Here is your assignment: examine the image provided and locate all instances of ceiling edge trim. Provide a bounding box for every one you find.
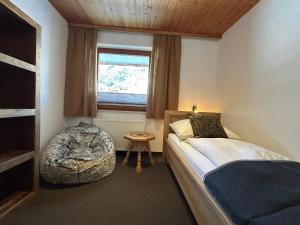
[69,23,222,39]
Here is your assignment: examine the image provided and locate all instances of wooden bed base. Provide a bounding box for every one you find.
[163,111,233,225]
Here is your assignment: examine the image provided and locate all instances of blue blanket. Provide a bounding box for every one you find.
[204,160,300,225]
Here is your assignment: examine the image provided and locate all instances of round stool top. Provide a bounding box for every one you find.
[124,131,155,142]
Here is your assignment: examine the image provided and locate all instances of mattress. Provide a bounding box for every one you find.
[167,133,216,180]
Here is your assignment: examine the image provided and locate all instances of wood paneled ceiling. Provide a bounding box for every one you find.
[49,0,259,39]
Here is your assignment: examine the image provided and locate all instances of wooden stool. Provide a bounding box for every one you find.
[122,132,155,174]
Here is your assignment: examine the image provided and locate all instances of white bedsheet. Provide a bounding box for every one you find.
[186,138,289,167]
[168,134,216,179]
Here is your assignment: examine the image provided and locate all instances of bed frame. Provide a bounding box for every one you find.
[163,110,233,225]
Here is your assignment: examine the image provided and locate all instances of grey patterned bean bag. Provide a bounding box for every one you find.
[40,122,115,184]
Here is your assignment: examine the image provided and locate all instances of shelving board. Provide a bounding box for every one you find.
[0,53,36,72]
[0,109,36,118]
[0,192,34,218]
[0,151,35,173]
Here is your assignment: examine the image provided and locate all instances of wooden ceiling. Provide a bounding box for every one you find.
[49,0,259,39]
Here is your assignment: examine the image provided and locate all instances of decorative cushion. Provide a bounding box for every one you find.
[189,113,228,138]
[169,119,194,139]
[40,122,115,184]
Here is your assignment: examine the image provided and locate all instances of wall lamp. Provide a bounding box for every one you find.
[192,105,198,113]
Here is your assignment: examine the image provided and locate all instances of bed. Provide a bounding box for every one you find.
[163,110,300,225]
[163,111,232,225]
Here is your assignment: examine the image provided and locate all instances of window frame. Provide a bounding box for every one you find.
[97,48,151,112]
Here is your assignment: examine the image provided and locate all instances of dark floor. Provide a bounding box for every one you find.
[1,153,197,225]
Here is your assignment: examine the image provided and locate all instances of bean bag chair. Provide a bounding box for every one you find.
[40,122,115,184]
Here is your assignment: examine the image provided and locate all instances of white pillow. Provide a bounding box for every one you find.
[223,127,241,140]
[169,119,241,140]
[169,119,194,140]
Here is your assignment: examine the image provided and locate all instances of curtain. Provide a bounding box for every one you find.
[146,35,181,119]
[64,26,97,117]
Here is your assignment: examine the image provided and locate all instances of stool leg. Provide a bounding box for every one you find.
[146,142,155,166]
[136,151,142,174]
[122,143,132,165]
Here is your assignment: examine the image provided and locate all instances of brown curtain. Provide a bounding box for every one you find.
[64,27,97,117]
[146,35,181,119]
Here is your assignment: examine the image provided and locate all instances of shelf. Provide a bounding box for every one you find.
[0,109,36,118]
[0,1,39,218]
[0,151,35,173]
[0,53,36,72]
[0,192,34,218]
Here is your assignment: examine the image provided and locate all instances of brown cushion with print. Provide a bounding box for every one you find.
[189,113,228,138]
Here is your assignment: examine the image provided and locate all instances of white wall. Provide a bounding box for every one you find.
[11,0,68,150]
[179,38,219,112]
[66,31,219,152]
[216,0,300,160]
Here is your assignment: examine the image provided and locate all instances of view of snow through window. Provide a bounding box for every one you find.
[98,52,150,105]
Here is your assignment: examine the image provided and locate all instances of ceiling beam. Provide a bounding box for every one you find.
[69,23,222,39]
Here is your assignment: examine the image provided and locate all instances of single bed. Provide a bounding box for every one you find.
[163,110,299,225]
[163,110,233,225]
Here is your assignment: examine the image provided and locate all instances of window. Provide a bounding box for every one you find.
[97,48,151,111]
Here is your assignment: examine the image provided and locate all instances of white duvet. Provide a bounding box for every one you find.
[186,138,289,167]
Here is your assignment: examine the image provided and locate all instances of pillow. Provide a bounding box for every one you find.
[169,119,194,139]
[189,112,228,138]
[223,127,241,140]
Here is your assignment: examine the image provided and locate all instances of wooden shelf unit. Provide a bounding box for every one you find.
[0,61,36,109]
[0,109,36,118]
[0,192,34,217]
[0,53,36,72]
[0,151,35,173]
[0,0,40,218]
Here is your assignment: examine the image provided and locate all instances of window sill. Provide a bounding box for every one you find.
[97,103,147,112]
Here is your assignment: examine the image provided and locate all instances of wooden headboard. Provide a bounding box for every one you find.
[163,110,191,155]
